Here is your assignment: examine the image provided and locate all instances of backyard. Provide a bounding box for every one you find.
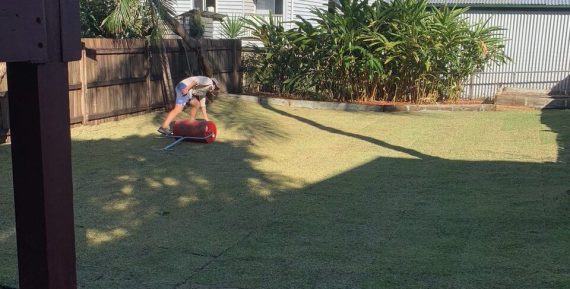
[1,97,569,289]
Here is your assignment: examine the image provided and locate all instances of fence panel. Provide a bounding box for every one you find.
[0,38,241,141]
[0,91,8,142]
[83,39,150,121]
[68,60,83,124]
[1,62,8,141]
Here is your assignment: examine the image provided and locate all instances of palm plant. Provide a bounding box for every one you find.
[220,16,246,39]
[103,0,212,76]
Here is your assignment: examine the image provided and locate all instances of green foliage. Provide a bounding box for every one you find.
[220,16,246,39]
[186,12,205,38]
[242,14,302,95]
[97,0,177,39]
[244,0,510,103]
[80,0,115,37]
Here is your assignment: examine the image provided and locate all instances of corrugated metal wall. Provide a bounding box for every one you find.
[462,10,570,98]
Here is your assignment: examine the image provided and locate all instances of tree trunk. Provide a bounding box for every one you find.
[163,17,213,77]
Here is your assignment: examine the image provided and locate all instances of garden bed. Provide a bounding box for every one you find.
[227,92,496,112]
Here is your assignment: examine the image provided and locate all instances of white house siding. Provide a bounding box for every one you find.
[244,0,255,14]
[291,0,328,27]
[461,10,570,98]
[202,17,215,38]
[175,0,193,15]
[285,0,293,29]
[217,1,247,16]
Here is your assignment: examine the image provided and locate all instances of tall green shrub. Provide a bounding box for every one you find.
[242,15,300,94]
[244,0,509,103]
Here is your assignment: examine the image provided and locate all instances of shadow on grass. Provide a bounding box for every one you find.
[261,104,440,161]
[541,110,570,164]
[0,107,569,289]
[150,97,287,144]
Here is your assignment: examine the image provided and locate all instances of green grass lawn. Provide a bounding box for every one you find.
[1,97,569,289]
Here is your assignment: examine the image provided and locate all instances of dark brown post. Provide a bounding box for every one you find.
[8,62,77,289]
[1,0,81,287]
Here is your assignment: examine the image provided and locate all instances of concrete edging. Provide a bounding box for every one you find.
[219,93,496,112]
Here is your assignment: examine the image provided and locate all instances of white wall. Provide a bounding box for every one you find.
[205,0,330,39]
[215,1,249,39]
[175,0,193,15]
[244,0,256,14]
[289,0,328,28]
[217,1,244,16]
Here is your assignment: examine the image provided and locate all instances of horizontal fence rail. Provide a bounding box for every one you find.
[0,38,242,142]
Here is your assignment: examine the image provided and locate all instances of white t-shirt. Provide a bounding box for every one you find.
[180,76,215,97]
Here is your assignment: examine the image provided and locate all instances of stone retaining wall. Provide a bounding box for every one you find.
[220,93,496,112]
[495,88,570,109]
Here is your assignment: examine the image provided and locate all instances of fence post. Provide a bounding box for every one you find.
[159,41,175,110]
[145,42,152,112]
[469,74,475,99]
[80,43,88,124]
[232,40,242,93]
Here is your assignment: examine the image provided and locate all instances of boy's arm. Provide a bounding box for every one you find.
[181,80,197,95]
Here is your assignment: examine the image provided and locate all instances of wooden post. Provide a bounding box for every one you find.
[160,41,174,110]
[145,42,152,111]
[1,0,80,287]
[7,62,77,289]
[80,43,88,124]
[232,40,242,93]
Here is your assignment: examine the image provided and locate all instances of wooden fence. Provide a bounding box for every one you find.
[0,62,7,143]
[0,38,242,142]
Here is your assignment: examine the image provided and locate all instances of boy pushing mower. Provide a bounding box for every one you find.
[158,76,219,136]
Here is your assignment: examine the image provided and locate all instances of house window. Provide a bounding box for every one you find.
[194,0,216,12]
[256,0,283,15]
[275,0,282,14]
[193,0,203,10]
[206,0,216,12]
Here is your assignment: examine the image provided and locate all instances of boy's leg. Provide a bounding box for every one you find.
[159,86,190,134]
[162,83,190,127]
[161,104,184,129]
[188,98,200,122]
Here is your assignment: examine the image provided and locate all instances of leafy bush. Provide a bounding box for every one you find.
[242,15,304,95]
[80,0,115,37]
[186,12,205,38]
[244,0,509,103]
